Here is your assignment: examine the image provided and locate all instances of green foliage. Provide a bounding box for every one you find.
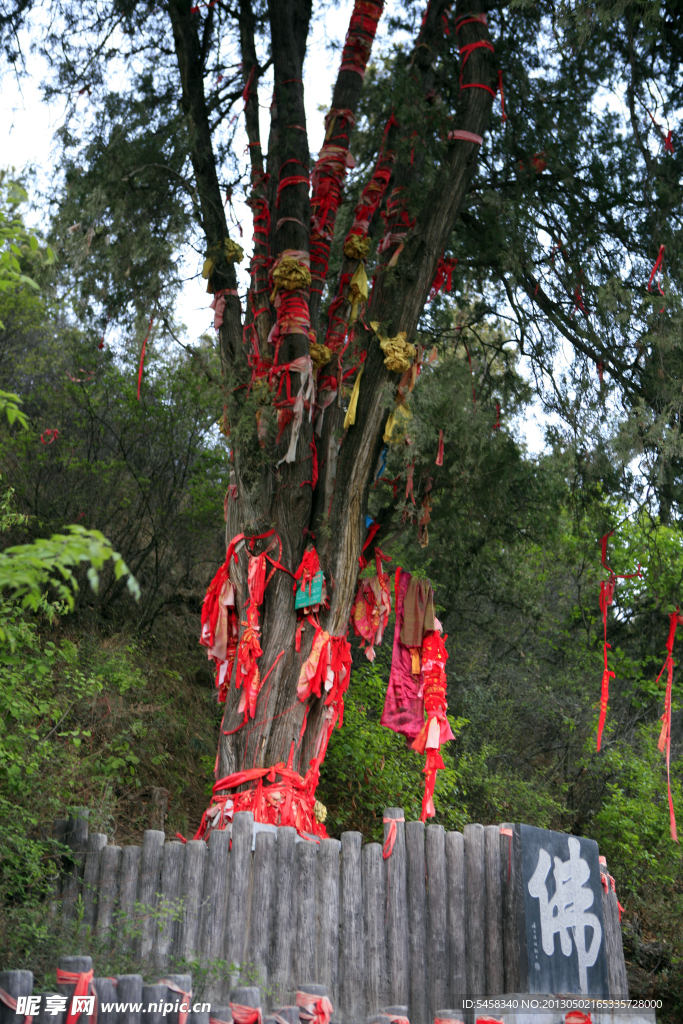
[0,177,55,325]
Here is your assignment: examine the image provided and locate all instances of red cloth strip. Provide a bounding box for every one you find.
[436,428,444,466]
[655,609,680,842]
[157,982,191,1024]
[0,988,34,1024]
[382,814,404,858]
[56,968,97,1024]
[448,129,483,144]
[229,1005,262,1024]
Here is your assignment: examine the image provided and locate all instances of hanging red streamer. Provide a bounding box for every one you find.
[428,256,458,301]
[655,609,682,842]
[597,532,642,751]
[435,429,444,466]
[648,244,665,307]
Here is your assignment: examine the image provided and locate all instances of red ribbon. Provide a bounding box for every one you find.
[648,244,665,303]
[436,429,444,465]
[229,1006,262,1024]
[137,316,154,401]
[41,428,59,445]
[564,1014,592,1024]
[382,814,404,858]
[359,521,382,569]
[0,988,34,1024]
[158,982,191,1024]
[655,609,681,842]
[296,993,333,1024]
[56,968,97,1024]
[597,532,642,751]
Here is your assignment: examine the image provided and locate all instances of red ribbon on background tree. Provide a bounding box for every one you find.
[597,532,642,751]
[654,609,682,842]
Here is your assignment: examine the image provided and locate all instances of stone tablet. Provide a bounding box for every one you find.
[519,824,609,996]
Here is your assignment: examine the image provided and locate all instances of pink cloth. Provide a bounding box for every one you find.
[381,568,424,742]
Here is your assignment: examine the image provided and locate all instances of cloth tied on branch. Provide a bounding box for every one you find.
[229,1006,261,1024]
[270,249,312,302]
[200,534,245,702]
[309,341,332,370]
[298,625,353,764]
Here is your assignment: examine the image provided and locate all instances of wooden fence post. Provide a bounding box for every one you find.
[82,833,108,931]
[57,956,94,1024]
[61,810,89,922]
[198,828,231,963]
[224,812,254,984]
[117,846,142,950]
[96,845,122,940]
[173,839,207,962]
[317,838,341,1012]
[464,823,485,999]
[92,979,117,1024]
[426,824,448,1017]
[383,808,409,1010]
[249,831,276,991]
[294,839,317,990]
[269,826,297,1006]
[445,831,466,1009]
[116,975,143,1024]
[362,842,384,1017]
[142,985,167,1024]
[135,830,165,963]
[340,831,364,1023]
[499,822,520,994]
[0,971,33,1024]
[155,841,185,969]
[484,824,504,996]
[49,819,69,917]
[404,821,428,1024]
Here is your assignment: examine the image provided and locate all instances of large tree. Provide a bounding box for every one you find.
[10,0,683,803]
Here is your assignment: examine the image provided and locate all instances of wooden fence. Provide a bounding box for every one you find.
[50,808,629,1022]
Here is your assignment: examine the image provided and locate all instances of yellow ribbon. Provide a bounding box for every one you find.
[271,256,312,301]
[344,366,364,429]
[348,262,369,323]
[383,401,413,443]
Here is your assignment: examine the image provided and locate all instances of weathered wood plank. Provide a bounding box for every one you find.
[96,845,121,940]
[198,829,231,960]
[445,831,466,1007]
[600,860,629,997]
[317,838,340,1011]
[249,830,276,989]
[499,822,519,994]
[464,823,486,997]
[0,971,33,1024]
[224,812,254,980]
[116,975,143,1024]
[383,808,409,1009]
[405,820,428,1024]
[162,974,193,1024]
[426,823,449,1017]
[269,826,297,1006]
[294,839,317,988]
[340,831,364,1023]
[82,833,108,931]
[484,824,504,996]
[142,984,168,1024]
[228,988,260,1012]
[92,979,117,1024]
[135,830,165,962]
[155,841,185,969]
[117,846,142,951]
[36,994,65,1024]
[50,818,69,914]
[362,841,385,1017]
[173,839,207,961]
[61,810,89,922]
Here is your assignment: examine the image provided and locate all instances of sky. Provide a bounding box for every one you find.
[0,1,549,450]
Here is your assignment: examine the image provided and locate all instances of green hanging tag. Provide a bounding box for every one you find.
[295,570,324,609]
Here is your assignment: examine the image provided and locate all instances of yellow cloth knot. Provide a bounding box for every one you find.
[343,234,370,260]
[348,263,369,323]
[309,341,332,370]
[383,400,413,443]
[202,239,244,291]
[314,799,327,823]
[270,254,312,301]
[371,320,416,373]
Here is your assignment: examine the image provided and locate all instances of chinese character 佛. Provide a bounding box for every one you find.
[527,836,602,993]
